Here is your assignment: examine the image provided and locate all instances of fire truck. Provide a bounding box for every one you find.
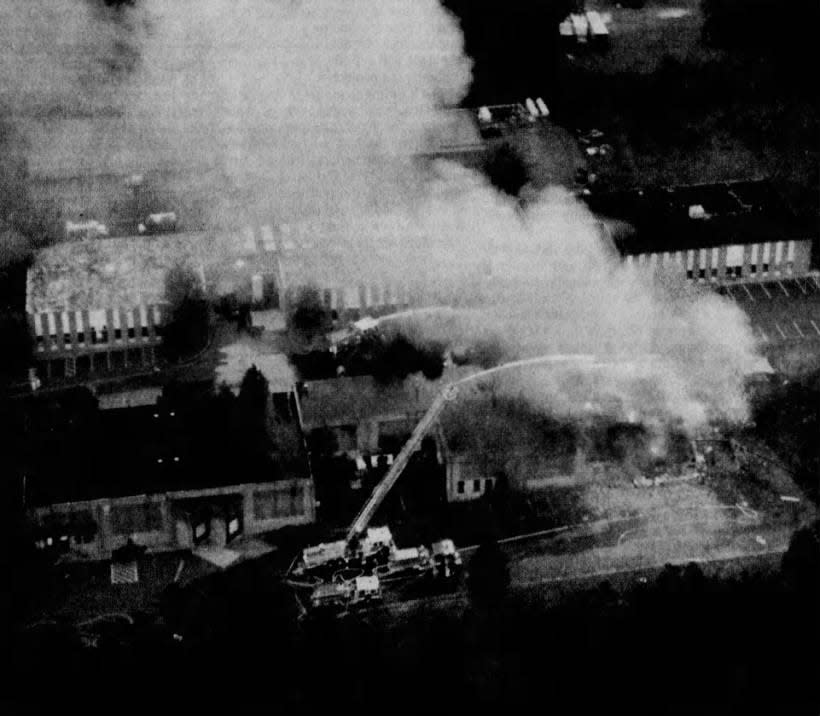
[291,384,463,606]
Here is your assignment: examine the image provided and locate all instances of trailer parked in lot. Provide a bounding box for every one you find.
[138,212,177,235]
[65,220,109,240]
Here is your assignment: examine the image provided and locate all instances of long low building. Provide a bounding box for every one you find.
[25,219,428,382]
[29,478,315,561]
[24,387,315,560]
[590,180,816,283]
[25,231,215,380]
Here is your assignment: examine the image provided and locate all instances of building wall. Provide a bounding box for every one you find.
[29,479,315,561]
[623,238,812,283]
[282,281,414,321]
[308,414,423,456]
[27,302,165,379]
[446,459,496,502]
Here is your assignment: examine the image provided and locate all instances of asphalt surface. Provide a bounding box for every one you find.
[385,542,787,621]
[715,275,820,345]
[293,505,796,622]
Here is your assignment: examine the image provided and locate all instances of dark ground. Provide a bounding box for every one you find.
[4,521,819,715]
[3,3,820,714]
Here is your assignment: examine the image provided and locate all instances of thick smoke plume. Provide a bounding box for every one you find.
[0,0,761,430]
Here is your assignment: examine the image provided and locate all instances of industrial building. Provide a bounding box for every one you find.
[298,370,490,503]
[591,181,816,283]
[29,478,315,561]
[24,386,315,561]
[559,10,610,48]
[24,231,214,380]
[298,374,444,456]
[24,206,438,383]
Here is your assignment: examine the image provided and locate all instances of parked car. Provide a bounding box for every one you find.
[431,539,463,580]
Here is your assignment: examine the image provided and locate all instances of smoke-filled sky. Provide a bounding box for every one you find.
[0,0,761,429]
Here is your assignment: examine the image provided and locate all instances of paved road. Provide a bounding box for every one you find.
[386,544,787,619]
[715,275,820,346]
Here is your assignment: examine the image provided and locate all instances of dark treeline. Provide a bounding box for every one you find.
[443,0,575,105]
[6,520,819,715]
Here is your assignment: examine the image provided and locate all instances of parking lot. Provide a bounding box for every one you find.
[715,275,820,345]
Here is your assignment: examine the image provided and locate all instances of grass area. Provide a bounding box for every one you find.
[584,1,712,75]
[554,1,819,193]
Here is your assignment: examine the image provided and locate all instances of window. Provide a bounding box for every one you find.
[485,479,494,492]
[101,327,109,343]
[64,333,72,346]
[734,266,742,278]
[114,328,122,341]
[711,268,718,279]
[698,268,705,280]
[154,324,163,337]
[457,481,465,495]
[194,521,209,542]
[36,335,44,349]
[686,269,693,280]
[90,328,97,345]
[725,266,734,278]
[750,264,757,275]
[141,326,149,338]
[763,263,769,273]
[127,327,136,340]
[473,479,481,493]
[76,331,85,344]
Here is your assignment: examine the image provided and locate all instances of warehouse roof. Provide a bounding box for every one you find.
[23,397,308,507]
[299,368,475,428]
[25,232,217,314]
[587,180,816,254]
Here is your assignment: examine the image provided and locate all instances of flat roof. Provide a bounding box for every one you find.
[26,232,214,314]
[422,109,484,154]
[17,384,309,507]
[586,181,815,254]
[299,368,475,428]
[608,213,814,255]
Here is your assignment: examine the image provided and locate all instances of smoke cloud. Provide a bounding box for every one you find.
[0,0,762,430]
[119,0,471,221]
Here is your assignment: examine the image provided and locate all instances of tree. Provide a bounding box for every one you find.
[781,520,820,598]
[483,142,529,198]
[702,0,818,75]
[467,538,510,610]
[161,263,210,361]
[238,364,272,454]
[0,310,32,380]
[288,285,330,339]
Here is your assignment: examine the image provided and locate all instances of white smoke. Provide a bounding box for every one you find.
[0,0,762,430]
[123,0,473,221]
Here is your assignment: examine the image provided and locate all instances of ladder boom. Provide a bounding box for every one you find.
[346,386,455,541]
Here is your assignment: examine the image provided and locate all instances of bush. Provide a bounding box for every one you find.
[0,310,32,379]
[468,538,510,609]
